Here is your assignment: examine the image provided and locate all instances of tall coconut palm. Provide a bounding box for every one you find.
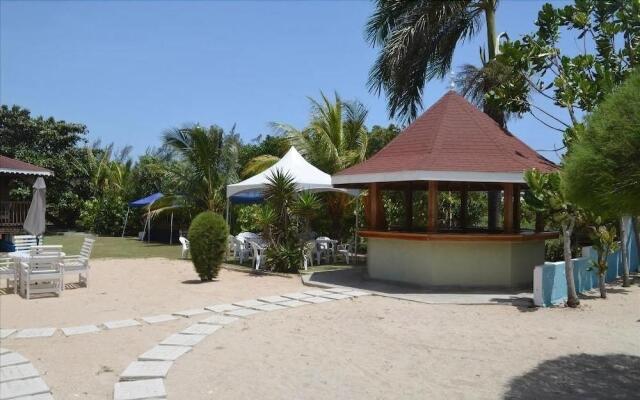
[367,0,500,123]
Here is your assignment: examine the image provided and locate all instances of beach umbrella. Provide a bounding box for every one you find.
[23,177,47,243]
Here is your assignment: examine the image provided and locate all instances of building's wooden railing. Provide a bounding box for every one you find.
[0,201,30,226]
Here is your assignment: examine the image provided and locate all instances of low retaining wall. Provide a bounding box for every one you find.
[534,219,639,306]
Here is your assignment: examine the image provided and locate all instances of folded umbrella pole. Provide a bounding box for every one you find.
[23,177,47,243]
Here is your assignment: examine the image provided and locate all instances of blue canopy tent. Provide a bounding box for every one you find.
[122,193,173,243]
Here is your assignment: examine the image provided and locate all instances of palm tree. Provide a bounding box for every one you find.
[156,124,239,216]
[367,0,500,123]
[272,92,368,238]
[273,92,368,175]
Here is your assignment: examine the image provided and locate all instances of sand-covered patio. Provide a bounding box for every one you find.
[1,258,638,399]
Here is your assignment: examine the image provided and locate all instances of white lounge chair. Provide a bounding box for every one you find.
[19,253,63,299]
[63,238,94,288]
[0,257,15,290]
[13,235,41,252]
[179,237,190,259]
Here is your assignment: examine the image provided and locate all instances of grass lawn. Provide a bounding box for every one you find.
[44,233,182,259]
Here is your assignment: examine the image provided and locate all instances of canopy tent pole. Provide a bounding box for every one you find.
[169,212,174,245]
[121,207,130,238]
[354,192,359,265]
[225,199,230,229]
[147,204,151,243]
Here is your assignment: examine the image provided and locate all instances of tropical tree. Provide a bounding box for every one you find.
[159,124,239,215]
[273,92,368,238]
[587,217,618,299]
[291,191,322,238]
[366,0,501,123]
[263,169,298,245]
[563,69,640,287]
[525,169,580,307]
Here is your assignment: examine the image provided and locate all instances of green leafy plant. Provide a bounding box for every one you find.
[188,211,228,281]
[525,169,581,307]
[265,241,303,273]
[587,218,618,299]
[291,191,322,238]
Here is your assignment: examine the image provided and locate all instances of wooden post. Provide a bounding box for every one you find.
[369,183,384,230]
[535,212,544,232]
[513,184,521,232]
[488,190,498,231]
[503,183,514,233]
[460,188,468,230]
[404,187,413,231]
[428,181,438,232]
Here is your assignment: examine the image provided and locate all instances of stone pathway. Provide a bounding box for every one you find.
[113,288,370,400]
[0,348,53,400]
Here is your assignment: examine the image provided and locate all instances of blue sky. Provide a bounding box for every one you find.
[1,0,575,161]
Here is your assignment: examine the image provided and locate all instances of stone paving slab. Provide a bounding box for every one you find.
[61,325,101,336]
[204,304,242,313]
[0,363,39,382]
[172,309,209,318]
[0,377,49,399]
[280,292,313,300]
[0,329,16,340]
[257,295,289,304]
[320,293,352,300]
[343,290,371,297]
[252,303,287,312]
[113,378,166,400]
[14,328,56,339]
[138,345,191,361]
[233,299,267,308]
[120,361,173,381]
[279,299,308,308]
[224,308,261,318]
[103,320,141,330]
[160,334,206,347]
[0,352,28,367]
[0,348,10,355]
[181,324,221,336]
[199,315,238,325]
[325,287,354,293]
[301,296,334,304]
[141,315,178,324]
[304,289,333,297]
[12,393,54,400]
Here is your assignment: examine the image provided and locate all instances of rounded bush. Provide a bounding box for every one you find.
[188,211,228,281]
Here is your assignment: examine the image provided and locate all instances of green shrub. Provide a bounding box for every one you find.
[265,240,303,273]
[188,211,228,281]
[77,193,127,235]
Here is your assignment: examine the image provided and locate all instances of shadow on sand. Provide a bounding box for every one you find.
[504,353,640,400]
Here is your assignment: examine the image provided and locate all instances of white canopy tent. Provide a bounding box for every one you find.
[226,146,361,261]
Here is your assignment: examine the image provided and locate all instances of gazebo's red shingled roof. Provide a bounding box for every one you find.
[336,91,557,176]
[0,155,53,176]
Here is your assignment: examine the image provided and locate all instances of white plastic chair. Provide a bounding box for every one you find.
[13,235,40,252]
[302,241,316,271]
[0,257,16,290]
[233,236,252,264]
[336,243,351,264]
[315,237,336,265]
[179,237,190,259]
[248,240,267,270]
[19,253,63,299]
[63,238,94,287]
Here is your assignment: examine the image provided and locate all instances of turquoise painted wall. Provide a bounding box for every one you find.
[537,220,639,306]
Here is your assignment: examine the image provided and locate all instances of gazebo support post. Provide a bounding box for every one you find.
[503,183,514,233]
[369,183,384,230]
[428,181,438,232]
[513,184,521,233]
[460,188,468,230]
[404,187,413,231]
[488,191,499,231]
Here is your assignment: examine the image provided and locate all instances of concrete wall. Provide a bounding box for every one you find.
[533,219,639,306]
[367,237,545,289]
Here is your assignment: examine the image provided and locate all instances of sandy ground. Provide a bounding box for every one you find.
[1,258,639,399]
[167,288,640,400]
[0,258,304,329]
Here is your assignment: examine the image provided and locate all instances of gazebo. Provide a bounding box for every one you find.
[332,91,558,289]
